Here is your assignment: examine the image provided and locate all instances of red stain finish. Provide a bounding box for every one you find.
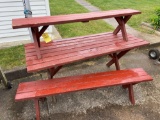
[12,9,141,59]
[13,8,152,120]
[15,68,152,101]
[12,9,140,29]
[24,32,149,73]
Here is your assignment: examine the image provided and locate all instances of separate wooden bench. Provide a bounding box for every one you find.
[15,68,153,120]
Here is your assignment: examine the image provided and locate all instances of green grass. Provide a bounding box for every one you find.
[86,0,160,31]
[0,45,25,70]
[49,0,113,38]
[0,0,113,70]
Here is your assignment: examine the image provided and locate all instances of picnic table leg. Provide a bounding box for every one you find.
[113,15,131,34]
[107,50,130,68]
[114,17,128,41]
[31,27,41,59]
[48,66,63,79]
[113,15,132,41]
[113,53,120,70]
[34,99,40,120]
[128,84,135,105]
[122,84,135,105]
[31,26,49,59]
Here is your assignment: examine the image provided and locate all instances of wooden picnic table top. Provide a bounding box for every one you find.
[12,9,141,29]
[25,32,149,73]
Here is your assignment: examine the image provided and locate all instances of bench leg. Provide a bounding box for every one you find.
[48,66,62,79]
[128,84,135,105]
[107,50,130,69]
[122,85,128,89]
[122,84,135,105]
[34,99,40,120]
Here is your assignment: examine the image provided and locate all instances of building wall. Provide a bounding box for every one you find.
[0,0,51,44]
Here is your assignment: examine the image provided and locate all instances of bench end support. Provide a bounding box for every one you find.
[122,84,135,105]
[34,99,40,120]
[128,84,135,105]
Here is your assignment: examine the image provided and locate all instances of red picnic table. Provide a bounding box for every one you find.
[12,9,153,120]
[12,9,149,78]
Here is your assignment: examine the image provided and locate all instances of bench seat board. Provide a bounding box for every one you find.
[24,32,149,72]
[15,68,152,101]
[12,9,141,29]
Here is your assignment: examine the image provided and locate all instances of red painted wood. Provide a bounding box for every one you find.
[25,33,138,54]
[25,32,113,48]
[15,68,153,101]
[114,17,128,41]
[39,26,49,38]
[16,68,148,93]
[31,27,41,59]
[25,37,144,60]
[27,41,148,72]
[34,99,40,120]
[128,84,135,105]
[107,50,130,67]
[48,66,62,79]
[113,53,120,70]
[113,15,131,34]
[24,32,149,73]
[12,9,141,29]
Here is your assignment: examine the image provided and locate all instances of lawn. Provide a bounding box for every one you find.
[0,45,25,70]
[49,0,113,38]
[86,0,160,31]
[0,0,113,70]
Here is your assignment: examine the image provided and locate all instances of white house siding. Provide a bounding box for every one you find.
[0,0,51,44]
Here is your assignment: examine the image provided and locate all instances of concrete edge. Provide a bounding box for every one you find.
[3,67,47,81]
[141,22,160,36]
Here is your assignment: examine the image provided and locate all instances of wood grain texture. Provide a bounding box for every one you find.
[15,68,153,101]
[24,32,149,72]
[12,9,141,29]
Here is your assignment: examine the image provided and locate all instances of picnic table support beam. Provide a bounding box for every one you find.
[34,99,40,120]
[113,53,120,70]
[39,26,49,38]
[48,66,63,79]
[113,15,132,41]
[106,50,130,68]
[114,17,128,41]
[31,26,49,59]
[31,27,41,59]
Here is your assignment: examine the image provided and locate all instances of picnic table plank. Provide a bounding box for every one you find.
[15,68,152,100]
[12,9,141,58]
[25,37,145,61]
[12,9,141,29]
[24,32,149,72]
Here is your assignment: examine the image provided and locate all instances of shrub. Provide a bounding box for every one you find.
[150,8,160,30]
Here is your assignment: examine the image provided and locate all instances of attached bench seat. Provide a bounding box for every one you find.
[25,32,149,73]
[15,68,152,120]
